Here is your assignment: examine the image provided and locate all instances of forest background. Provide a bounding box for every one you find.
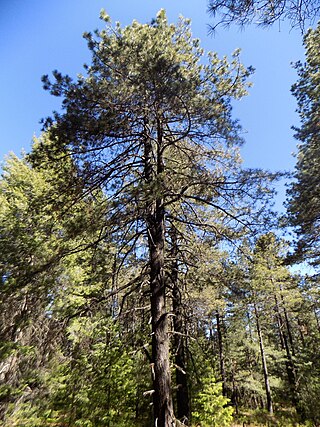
[1,1,320,426]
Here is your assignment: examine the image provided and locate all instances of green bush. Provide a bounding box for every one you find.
[192,369,233,427]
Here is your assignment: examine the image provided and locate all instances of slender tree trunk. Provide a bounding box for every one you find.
[216,311,227,396]
[231,368,239,415]
[253,302,273,415]
[297,318,306,347]
[246,310,261,411]
[274,294,300,415]
[274,295,286,349]
[171,226,190,425]
[279,285,296,356]
[144,121,175,427]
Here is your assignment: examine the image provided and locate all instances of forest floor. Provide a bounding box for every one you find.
[230,408,312,427]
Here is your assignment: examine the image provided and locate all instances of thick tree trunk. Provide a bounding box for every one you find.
[253,302,273,415]
[149,223,174,426]
[171,227,190,425]
[144,123,175,427]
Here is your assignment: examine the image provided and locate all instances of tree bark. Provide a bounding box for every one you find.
[144,122,175,427]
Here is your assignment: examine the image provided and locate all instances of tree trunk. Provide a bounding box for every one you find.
[274,294,300,414]
[231,368,239,415]
[216,311,227,397]
[253,302,273,415]
[279,285,296,356]
[171,227,190,425]
[144,122,175,427]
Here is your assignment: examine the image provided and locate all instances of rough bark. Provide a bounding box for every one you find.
[145,124,175,427]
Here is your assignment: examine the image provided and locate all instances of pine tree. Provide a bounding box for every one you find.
[30,9,257,425]
[287,23,320,265]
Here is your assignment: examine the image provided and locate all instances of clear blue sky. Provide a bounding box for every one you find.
[0,0,305,206]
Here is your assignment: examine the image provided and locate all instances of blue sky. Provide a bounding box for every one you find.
[0,0,305,206]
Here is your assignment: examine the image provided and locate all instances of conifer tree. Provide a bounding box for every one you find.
[30,10,258,425]
[287,23,320,265]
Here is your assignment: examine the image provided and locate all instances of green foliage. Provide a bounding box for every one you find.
[287,22,320,264]
[192,369,233,426]
[59,318,141,426]
[2,7,320,427]
[2,318,149,427]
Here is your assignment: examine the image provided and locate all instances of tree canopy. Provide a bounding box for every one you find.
[287,22,320,264]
